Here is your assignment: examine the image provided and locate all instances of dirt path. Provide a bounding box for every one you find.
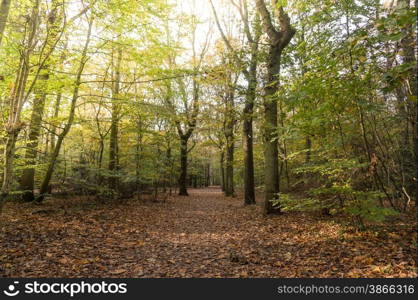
[0,187,416,277]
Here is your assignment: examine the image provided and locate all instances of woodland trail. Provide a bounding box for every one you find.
[0,187,416,278]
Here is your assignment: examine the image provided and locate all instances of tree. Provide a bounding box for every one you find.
[256,0,295,214]
[37,17,94,202]
[165,74,201,196]
[108,48,122,193]
[210,0,261,204]
[161,14,210,196]
[0,0,40,212]
[20,0,64,202]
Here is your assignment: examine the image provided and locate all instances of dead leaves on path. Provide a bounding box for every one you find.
[0,188,416,278]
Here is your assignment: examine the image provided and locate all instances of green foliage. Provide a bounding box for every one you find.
[343,190,398,223]
[278,186,398,226]
[285,156,399,226]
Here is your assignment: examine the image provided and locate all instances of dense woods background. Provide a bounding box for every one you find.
[0,0,416,278]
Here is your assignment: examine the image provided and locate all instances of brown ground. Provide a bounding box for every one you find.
[0,187,416,277]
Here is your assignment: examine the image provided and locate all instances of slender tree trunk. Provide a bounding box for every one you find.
[0,128,19,213]
[223,78,236,197]
[135,119,143,196]
[0,2,38,213]
[206,163,210,186]
[224,130,234,197]
[108,48,122,193]
[397,0,417,201]
[173,77,198,196]
[243,85,256,204]
[50,92,61,152]
[279,104,290,190]
[305,135,312,163]
[20,92,46,201]
[210,0,259,204]
[20,0,62,201]
[97,138,104,184]
[220,150,225,191]
[179,137,189,196]
[225,139,234,196]
[165,144,172,192]
[242,15,260,205]
[37,18,93,202]
[0,0,11,46]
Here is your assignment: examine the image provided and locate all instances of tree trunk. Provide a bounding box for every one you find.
[0,1,38,213]
[135,120,143,196]
[0,127,19,214]
[179,137,189,196]
[108,48,122,193]
[50,92,61,151]
[243,85,256,204]
[256,0,296,215]
[242,15,260,205]
[19,0,62,201]
[225,137,234,197]
[210,0,259,204]
[223,79,236,197]
[397,0,417,201]
[37,18,93,202]
[165,144,172,192]
[263,70,281,214]
[305,135,311,163]
[0,0,11,46]
[206,163,210,186]
[20,92,46,201]
[220,150,225,191]
[97,138,104,184]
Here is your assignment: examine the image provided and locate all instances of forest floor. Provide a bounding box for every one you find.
[0,187,416,278]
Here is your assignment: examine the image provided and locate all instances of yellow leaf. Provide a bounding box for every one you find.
[284,252,292,261]
[239,271,248,277]
[58,257,70,264]
[111,269,127,275]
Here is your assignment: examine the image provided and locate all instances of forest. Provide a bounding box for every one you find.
[0,0,416,278]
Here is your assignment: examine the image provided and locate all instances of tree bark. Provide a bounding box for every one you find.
[173,78,199,196]
[210,0,258,204]
[179,137,189,196]
[223,85,235,197]
[220,149,225,191]
[108,48,122,193]
[0,0,11,46]
[0,127,20,213]
[20,91,46,201]
[242,11,260,205]
[0,1,38,213]
[243,83,256,204]
[20,0,63,201]
[397,0,417,201]
[225,137,234,196]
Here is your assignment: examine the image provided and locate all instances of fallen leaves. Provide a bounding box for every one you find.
[353,255,374,265]
[58,257,70,265]
[0,188,416,278]
[284,252,292,261]
[111,269,127,275]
